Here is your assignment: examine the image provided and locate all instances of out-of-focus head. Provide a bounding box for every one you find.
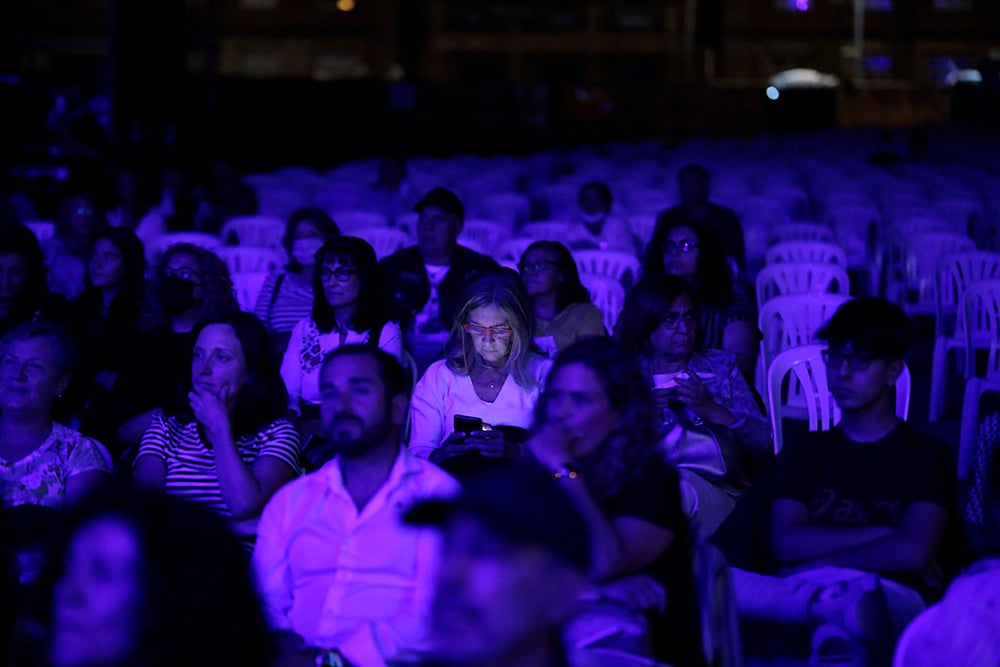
[660,224,701,282]
[616,276,699,360]
[0,321,77,414]
[57,192,104,240]
[318,345,409,458]
[0,225,47,303]
[518,241,591,311]
[282,207,340,270]
[677,164,710,206]
[310,236,384,333]
[47,487,273,667]
[643,219,732,304]
[405,464,590,663]
[149,243,235,324]
[414,187,464,259]
[578,181,613,216]
[87,227,146,291]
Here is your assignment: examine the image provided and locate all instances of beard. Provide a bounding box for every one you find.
[325,412,393,457]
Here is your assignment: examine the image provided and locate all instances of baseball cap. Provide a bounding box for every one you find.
[405,463,592,572]
[413,187,464,220]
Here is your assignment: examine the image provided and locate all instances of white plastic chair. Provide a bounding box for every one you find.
[216,246,285,275]
[496,237,537,264]
[231,271,270,312]
[755,262,850,309]
[352,227,410,259]
[459,219,509,254]
[330,210,389,235]
[756,293,852,397]
[958,280,1000,479]
[145,232,223,266]
[892,232,977,316]
[518,221,571,242]
[768,222,835,247]
[574,249,640,287]
[218,215,285,249]
[538,183,580,220]
[580,274,625,334]
[767,344,911,454]
[478,192,530,231]
[929,252,1000,422]
[765,241,848,267]
[21,220,56,244]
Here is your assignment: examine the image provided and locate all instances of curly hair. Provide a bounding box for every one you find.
[641,219,733,307]
[141,243,237,332]
[281,207,340,272]
[188,312,289,435]
[532,338,659,503]
[310,236,388,335]
[42,485,274,667]
[518,240,593,313]
[615,275,699,357]
[444,271,541,390]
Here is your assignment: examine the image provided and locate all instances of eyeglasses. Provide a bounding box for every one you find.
[519,260,558,274]
[462,323,514,340]
[661,239,699,254]
[660,310,699,330]
[821,350,875,372]
[320,267,360,283]
[164,267,202,283]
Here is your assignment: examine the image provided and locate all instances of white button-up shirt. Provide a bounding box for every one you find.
[253,447,458,665]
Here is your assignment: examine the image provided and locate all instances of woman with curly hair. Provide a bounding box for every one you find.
[408,272,550,467]
[642,219,758,379]
[526,337,705,667]
[85,243,239,458]
[518,240,606,355]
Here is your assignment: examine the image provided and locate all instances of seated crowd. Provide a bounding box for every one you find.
[1,162,997,667]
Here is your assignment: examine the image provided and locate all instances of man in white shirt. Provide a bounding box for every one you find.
[253,345,458,667]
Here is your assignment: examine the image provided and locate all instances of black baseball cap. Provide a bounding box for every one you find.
[413,187,464,221]
[405,463,592,572]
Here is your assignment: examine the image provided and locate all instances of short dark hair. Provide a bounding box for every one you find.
[310,236,387,335]
[190,312,289,434]
[677,163,710,185]
[578,181,613,209]
[0,320,79,377]
[518,240,592,313]
[816,297,912,361]
[320,344,410,400]
[615,275,699,356]
[413,187,464,221]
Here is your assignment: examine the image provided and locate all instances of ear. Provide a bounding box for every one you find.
[884,359,904,385]
[389,392,409,427]
[55,373,71,398]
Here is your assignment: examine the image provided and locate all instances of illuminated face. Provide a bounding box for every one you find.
[319,258,361,310]
[50,516,144,667]
[648,293,697,360]
[661,225,700,282]
[191,323,249,406]
[89,239,126,288]
[319,352,403,457]
[466,304,514,367]
[0,337,69,413]
[543,362,620,459]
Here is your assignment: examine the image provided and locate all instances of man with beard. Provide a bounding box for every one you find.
[253,345,458,667]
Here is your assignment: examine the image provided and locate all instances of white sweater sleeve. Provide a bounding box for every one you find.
[407,361,450,459]
[280,318,307,414]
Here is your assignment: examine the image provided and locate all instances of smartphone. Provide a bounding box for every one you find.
[454,414,484,433]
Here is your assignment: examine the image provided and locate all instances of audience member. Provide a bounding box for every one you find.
[526,338,706,666]
[105,164,157,235]
[0,225,73,340]
[280,236,403,457]
[404,463,591,667]
[654,164,746,274]
[408,273,550,469]
[616,276,771,534]
[134,312,301,546]
[254,207,340,354]
[43,487,274,667]
[518,240,606,356]
[44,191,107,300]
[642,219,758,379]
[564,181,636,254]
[191,158,258,234]
[254,345,458,666]
[731,298,955,665]
[84,243,239,455]
[381,187,499,340]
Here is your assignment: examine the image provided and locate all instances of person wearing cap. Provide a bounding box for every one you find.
[380,187,500,340]
[728,298,956,664]
[252,345,458,667]
[405,464,591,667]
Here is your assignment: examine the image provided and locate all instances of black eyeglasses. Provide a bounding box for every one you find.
[660,310,699,330]
[661,239,699,254]
[821,350,875,371]
[519,260,558,274]
[320,267,360,283]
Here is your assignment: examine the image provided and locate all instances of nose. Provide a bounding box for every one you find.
[196,358,212,376]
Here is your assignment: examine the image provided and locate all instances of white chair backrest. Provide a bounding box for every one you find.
[218,215,285,248]
[518,221,571,242]
[574,249,640,285]
[353,227,410,259]
[758,293,852,377]
[896,232,976,312]
[767,344,911,454]
[231,271,270,312]
[755,262,850,308]
[963,280,1000,380]
[145,232,223,266]
[580,274,625,334]
[934,252,1000,337]
[21,220,56,244]
[496,237,537,264]
[765,241,848,267]
[216,246,285,274]
[478,192,530,230]
[330,210,389,235]
[459,219,509,253]
[768,222,835,246]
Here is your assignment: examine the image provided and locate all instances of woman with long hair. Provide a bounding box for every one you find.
[408,272,550,466]
[0,225,73,340]
[518,240,605,355]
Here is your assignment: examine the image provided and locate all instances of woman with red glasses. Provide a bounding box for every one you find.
[408,272,550,472]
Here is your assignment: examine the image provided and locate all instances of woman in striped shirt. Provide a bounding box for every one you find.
[134,311,301,544]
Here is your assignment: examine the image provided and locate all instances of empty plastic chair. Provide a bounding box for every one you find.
[765,241,848,267]
[958,280,1000,479]
[459,219,509,254]
[145,232,223,266]
[891,232,977,316]
[218,215,285,248]
[755,262,850,308]
[580,274,625,334]
[216,246,285,275]
[478,192,530,231]
[574,249,640,287]
[330,211,389,235]
[518,221,571,242]
[231,271,270,313]
[353,227,410,259]
[768,222,836,247]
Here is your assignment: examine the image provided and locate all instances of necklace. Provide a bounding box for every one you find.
[473,365,507,390]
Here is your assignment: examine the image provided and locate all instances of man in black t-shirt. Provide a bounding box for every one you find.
[732,298,956,662]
